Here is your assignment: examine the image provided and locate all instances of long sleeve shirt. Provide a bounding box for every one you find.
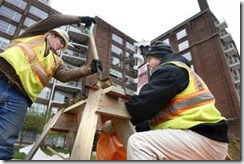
[125,54,228,142]
[0,14,92,106]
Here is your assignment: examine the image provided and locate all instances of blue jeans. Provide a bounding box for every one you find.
[0,72,28,160]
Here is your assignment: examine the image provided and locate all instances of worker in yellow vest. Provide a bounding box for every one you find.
[0,14,102,160]
[125,41,228,160]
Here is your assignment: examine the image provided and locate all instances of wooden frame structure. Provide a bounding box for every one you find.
[25,85,136,160]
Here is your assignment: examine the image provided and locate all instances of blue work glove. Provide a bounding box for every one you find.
[90,59,103,74]
[80,16,96,28]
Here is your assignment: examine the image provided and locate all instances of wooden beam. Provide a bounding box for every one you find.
[96,106,131,119]
[51,113,79,132]
[103,85,131,99]
[64,99,87,114]
[111,118,136,149]
[70,88,103,160]
[46,146,67,160]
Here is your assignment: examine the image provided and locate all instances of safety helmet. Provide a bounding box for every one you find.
[50,28,69,50]
[147,41,174,58]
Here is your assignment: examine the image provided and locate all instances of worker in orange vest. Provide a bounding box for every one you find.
[125,41,228,160]
[0,14,102,160]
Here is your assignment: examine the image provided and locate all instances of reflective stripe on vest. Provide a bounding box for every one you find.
[149,61,215,128]
[15,43,49,86]
[9,36,55,86]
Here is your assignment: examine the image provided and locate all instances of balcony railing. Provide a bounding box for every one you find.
[228,58,240,70]
[220,31,233,43]
[55,80,82,88]
[224,43,237,56]
[63,50,86,59]
[232,74,240,85]
[215,19,228,30]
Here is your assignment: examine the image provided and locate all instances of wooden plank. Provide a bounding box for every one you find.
[111,118,136,149]
[46,146,67,160]
[103,85,131,99]
[70,88,103,160]
[25,108,64,160]
[66,131,77,154]
[96,90,135,149]
[64,99,87,114]
[96,106,131,119]
[51,113,79,132]
[96,91,131,119]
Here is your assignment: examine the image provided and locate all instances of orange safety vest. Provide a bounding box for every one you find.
[0,35,63,102]
[149,61,226,130]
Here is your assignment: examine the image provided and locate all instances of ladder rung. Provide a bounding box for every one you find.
[64,99,87,114]
[96,106,131,119]
[104,86,131,99]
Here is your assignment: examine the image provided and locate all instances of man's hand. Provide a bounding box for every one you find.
[90,59,103,73]
[80,16,96,28]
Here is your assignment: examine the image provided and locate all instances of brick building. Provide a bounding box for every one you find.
[149,0,240,136]
[90,0,240,137]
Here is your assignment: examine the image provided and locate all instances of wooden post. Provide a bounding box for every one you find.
[70,87,103,160]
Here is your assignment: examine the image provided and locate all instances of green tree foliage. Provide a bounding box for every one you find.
[19,105,46,146]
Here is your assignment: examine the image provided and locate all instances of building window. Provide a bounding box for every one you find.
[176,29,187,40]
[54,91,65,102]
[178,40,189,51]
[0,20,16,36]
[125,63,136,74]
[126,75,136,85]
[109,68,122,80]
[0,6,22,22]
[111,44,123,56]
[38,87,50,99]
[112,33,123,45]
[126,52,135,61]
[126,41,135,52]
[181,51,192,61]
[162,38,170,44]
[23,17,37,27]
[5,0,27,9]
[0,37,10,51]
[39,0,51,5]
[111,56,123,68]
[29,6,48,19]
[233,70,239,76]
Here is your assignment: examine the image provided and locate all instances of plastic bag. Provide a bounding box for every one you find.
[96,131,126,160]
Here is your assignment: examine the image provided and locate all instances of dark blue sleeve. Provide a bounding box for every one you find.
[125,64,189,125]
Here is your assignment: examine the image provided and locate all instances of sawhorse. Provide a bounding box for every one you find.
[25,85,136,160]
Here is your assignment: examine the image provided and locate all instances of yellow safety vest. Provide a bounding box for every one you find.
[149,61,226,130]
[0,35,62,102]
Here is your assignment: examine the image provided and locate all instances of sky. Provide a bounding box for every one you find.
[50,0,241,53]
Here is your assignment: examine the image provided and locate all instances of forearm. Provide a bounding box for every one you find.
[19,14,81,38]
[53,64,93,82]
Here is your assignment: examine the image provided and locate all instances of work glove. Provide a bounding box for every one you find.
[80,16,96,28]
[101,120,116,135]
[135,120,150,132]
[90,59,103,74]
